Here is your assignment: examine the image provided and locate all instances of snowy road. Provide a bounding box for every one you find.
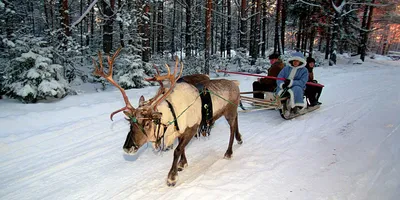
[1,60,400,200]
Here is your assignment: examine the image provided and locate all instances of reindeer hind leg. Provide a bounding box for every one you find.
[223,114,237,159]
[234,115,243,144]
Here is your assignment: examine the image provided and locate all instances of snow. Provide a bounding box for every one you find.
[27,68,40,79]
[21,51,39,60]
[1,58,400,200]
[2,38,16,48]
[15,83,36,97]
[38,80,66,97]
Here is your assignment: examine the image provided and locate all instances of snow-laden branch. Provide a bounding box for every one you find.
[332,0,346,13]
[348,2,393,7]
[298,0,322,8]
[341,8,358,17]
[71,0,98,28]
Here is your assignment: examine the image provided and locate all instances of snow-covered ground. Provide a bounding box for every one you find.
[1,58,400,200]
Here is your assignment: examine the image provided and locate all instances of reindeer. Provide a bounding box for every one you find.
[93,49,243,186]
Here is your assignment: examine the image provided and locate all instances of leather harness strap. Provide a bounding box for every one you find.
[165,99,180,131]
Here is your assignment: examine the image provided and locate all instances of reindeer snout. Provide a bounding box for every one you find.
[123,147,138,155]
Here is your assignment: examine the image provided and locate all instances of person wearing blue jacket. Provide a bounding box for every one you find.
[276,52,308,113]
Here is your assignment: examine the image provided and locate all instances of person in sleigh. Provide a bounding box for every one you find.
[276,52,308,114]
[305,57,322,106]
[252,53,284,99]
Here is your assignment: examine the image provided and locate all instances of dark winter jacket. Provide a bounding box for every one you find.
[259,59,284,91]
[305,64,314,82]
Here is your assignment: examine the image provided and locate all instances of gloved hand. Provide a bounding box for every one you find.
[282,79,290,89]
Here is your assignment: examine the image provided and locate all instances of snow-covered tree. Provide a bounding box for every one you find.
[3,50,69,103]
[114,52,154,89]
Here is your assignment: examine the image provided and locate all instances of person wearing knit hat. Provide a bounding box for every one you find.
[305,57,322,106]
[252,53,284,99]
[276,51,309,113]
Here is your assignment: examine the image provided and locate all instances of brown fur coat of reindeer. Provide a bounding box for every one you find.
[93,49,242,186]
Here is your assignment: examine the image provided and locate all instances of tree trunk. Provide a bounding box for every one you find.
[80,0,83,49]
[152,5,156,55]
[118,0,124,47]
[226,0,231,58]
[142,3,151,62]
[86,0,90,46]
[29,2,35,35]
[309,26,316,57]
[329,12,339,66]
[205,0,212,74]
[325,27,331,60]
[59,0,70,49]
[261,0,266,57]
[254,0,260,60]
[220,0,225,58]
[240,0,247,51]
[296,16,302,51]
[318,35,322,52]
[4,1,14,39]
[185,0,192,57]
[171,0,176,59]
[180,3,184,59]
[90,0,94,46]
[102,0,115,54]
[157,1,164,54]
[274,0,281,54]
[358,4,369,55]
[249,0,256,64]
[44,0,50,29]
[360,0,375,61]
[211,1,215,55]
[280,0,286,54]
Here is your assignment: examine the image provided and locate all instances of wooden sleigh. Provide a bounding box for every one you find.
[239,90,321,119]
[239,91,286,112]
[216,69,324,119]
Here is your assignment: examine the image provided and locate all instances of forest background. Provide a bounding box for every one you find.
[0,0,399,103]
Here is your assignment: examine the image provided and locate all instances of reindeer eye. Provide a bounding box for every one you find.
[144,121,151,127]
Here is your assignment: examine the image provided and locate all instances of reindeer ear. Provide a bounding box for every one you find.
[139,95,145,106]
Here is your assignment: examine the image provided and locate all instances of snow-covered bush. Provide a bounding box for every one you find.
[232,49,250,72]
[0,68,5,98]
[3,51,69,103]
[182,56,204,75]
[113,53,154,89]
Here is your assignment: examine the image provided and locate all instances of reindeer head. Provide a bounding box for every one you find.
[93,50,183,154]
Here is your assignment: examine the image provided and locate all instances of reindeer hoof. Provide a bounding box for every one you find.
[167,178,177,187]
[237,140,243,145]
[224,154,232,160]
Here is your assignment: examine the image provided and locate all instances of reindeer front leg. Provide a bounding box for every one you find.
[178,145,188,171]
[167,141,184,186]
[167,126,198,186]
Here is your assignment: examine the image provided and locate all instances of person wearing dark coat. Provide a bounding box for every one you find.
[304,57,323,106]
[252,53,284,99]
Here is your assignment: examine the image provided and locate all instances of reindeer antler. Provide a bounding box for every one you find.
[143,64,165,106]
[93,47,135,120]
[146,56,184,110]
